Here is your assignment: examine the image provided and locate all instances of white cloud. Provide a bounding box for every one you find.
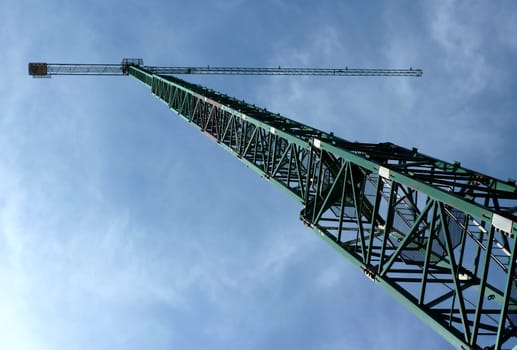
[427,1,491,95]
[0,172,45,349]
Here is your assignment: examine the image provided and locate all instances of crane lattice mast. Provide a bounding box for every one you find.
[29,59,517,350]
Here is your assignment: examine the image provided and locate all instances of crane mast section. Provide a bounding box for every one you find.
[129,65,517,350]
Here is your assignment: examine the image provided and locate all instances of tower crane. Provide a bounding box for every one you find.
[29,58,517,350]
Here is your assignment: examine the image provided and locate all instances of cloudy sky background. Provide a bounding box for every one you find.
[1,1,517,349]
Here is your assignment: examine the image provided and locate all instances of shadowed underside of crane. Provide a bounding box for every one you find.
[29,59,517,349]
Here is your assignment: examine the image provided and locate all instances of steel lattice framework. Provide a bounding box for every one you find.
[27,59,422,77]
[29,58,517,349]
[127,65,517,350]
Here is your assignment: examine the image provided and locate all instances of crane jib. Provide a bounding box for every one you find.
[28,59,423,77]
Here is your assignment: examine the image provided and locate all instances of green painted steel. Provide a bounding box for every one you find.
[128,65,517,350]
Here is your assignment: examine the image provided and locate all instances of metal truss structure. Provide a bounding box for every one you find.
[28,59,422,77]
[29,57,516,349]
[127,65,517,350]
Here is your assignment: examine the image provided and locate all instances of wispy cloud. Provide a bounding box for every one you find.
[427,1,490,95]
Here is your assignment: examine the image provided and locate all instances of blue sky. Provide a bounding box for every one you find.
[1,1,517,349]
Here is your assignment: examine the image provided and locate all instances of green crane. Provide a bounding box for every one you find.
[29,58,517,350]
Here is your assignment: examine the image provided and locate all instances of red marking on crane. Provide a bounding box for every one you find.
[203,131,218,143]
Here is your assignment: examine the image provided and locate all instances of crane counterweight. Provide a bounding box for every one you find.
[28,62,48,76]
